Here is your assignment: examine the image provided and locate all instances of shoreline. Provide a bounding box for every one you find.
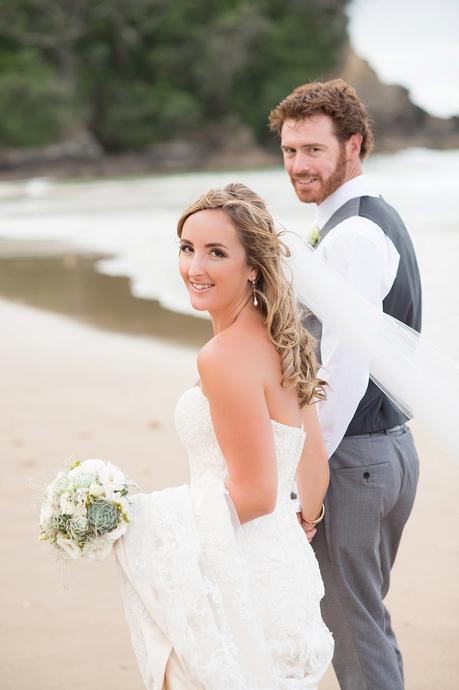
[1,139,458,184]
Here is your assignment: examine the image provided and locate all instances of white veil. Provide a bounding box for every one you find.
[283,232,459,460]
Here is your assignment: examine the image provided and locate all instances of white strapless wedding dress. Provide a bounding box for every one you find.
[116,387,333,690]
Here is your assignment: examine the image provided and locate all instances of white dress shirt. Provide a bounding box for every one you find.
[314,175,400,457]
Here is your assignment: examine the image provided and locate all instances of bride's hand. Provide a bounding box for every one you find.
[296,512,317,542]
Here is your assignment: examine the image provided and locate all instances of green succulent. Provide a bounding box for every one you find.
[52,513,71,534]
[87,500,119,535]
[68,516,89,540]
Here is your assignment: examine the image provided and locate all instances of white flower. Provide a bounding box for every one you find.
[72,504,86,519]
[88,482,104,498]
[50,473,70,495]
[72,459,105,476]
[73,473,94,489]
[59,492,76,516]
[39,500,53,526]
[74,487,88,506]
[97,464,127,493]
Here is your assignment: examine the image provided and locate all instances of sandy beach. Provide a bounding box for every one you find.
[1,295,458,690]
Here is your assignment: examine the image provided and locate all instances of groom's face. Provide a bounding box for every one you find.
[281,114,349,205]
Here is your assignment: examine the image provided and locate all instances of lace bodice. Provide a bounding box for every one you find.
[174,386,306,507]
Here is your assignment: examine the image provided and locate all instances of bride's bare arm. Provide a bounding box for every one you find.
[296,403,329,527]
[198,341,277,524]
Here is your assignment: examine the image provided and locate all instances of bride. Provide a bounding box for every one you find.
[115,182,334,689]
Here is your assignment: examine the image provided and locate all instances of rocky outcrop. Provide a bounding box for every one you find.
[0,128,103,176]
[335,46,459,151]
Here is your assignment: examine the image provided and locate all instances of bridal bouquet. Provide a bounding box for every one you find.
[39,458,135,561]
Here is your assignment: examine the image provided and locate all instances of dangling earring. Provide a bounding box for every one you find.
[251,279,258,307]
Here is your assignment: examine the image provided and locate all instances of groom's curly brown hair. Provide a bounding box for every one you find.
[269,78,374,159]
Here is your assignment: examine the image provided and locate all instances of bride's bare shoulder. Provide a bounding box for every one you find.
[198,330,249,370]
[197,328,271,386]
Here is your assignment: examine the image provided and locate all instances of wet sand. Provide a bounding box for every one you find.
[0,241,212,348]
[1,251,458,689]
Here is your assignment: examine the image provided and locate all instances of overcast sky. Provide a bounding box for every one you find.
[347,0,459,118]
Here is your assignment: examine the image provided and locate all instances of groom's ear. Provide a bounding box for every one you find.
[346,133,363,160]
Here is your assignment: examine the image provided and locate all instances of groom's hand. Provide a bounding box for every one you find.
[296,512,317,542]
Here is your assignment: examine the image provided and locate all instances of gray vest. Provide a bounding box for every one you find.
[304,195,422,436]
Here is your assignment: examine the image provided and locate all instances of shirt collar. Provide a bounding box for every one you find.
[316,174,378,229]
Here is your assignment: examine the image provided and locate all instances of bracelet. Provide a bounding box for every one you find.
[303,503,325,526]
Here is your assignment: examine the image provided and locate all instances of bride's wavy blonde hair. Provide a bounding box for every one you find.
[177,182,326,407]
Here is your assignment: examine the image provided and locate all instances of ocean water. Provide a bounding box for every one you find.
[0,148,458,353]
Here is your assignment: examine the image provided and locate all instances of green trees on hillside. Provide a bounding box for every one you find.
[0,0,349,151]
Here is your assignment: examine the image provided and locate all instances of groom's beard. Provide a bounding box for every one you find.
[291,145,347,205]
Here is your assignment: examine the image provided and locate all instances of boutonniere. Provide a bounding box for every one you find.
[308,226,320,248]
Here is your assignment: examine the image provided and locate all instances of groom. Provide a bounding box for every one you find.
[269,79,421,690]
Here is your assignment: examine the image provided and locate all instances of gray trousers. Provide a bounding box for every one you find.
[313,425,419,690]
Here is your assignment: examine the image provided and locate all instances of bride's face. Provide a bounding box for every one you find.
[179,209,254,314]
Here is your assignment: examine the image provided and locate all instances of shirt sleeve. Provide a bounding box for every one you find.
[315,217,400,457]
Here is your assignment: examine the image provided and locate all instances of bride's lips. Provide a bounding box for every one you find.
[189,280,215,294]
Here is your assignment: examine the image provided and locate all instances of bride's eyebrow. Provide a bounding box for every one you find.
[205,242,228,249]
[180,239,229,250]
